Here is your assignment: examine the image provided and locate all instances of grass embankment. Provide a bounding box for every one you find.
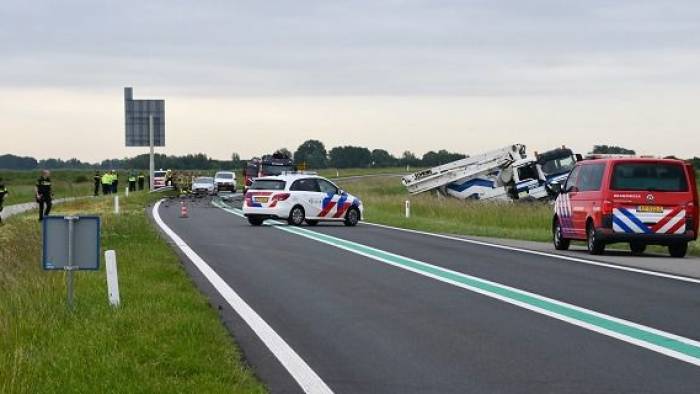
[0,192,265,393]
[0,170,95,206]
[337,176,700,256]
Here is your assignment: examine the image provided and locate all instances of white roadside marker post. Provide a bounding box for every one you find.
[114,195,120,215]
[105,250,120,307]
[405,200,411,219]
[125,187,129,197]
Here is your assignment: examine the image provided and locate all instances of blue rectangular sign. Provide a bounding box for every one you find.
[42,216,101,271]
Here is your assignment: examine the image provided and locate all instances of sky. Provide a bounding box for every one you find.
[1,0,699,162]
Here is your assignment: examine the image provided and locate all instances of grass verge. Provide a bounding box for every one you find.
[0,170,96,206]
[0,192,265,393]
[337,176,700,257]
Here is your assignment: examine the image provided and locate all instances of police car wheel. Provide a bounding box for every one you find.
[553,219,570,250]
[288,206,305,226]
[668,242,688,258]
[586,223,605,255]
[306,220,319,226]
[344,208,360,227]
[248,216,264,226]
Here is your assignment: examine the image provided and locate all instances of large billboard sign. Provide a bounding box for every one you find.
[124,87,165,147]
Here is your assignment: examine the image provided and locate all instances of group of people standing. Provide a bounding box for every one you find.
[94,171,146,196]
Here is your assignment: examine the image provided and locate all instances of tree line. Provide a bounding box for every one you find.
[2,142,698,171]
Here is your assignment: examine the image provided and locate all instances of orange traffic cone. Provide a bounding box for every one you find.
[180,201,189,218]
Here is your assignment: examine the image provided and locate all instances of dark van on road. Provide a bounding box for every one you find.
[552,158,698,257]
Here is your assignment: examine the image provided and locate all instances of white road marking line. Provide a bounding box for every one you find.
[152,200,333,394]
[361,222,700,285]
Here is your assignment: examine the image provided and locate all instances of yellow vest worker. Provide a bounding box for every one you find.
[101,173,113,195]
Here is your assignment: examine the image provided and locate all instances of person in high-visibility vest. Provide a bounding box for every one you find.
[111,170,119,194]
[128,172,137,192]
[0,177,8,224]
[138,172,145,191]
[101,171,113,195]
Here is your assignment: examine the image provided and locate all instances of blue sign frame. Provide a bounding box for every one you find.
[42,216,101,271]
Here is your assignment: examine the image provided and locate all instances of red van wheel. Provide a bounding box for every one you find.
[668,242,688,258]
[586,223,605,255]
[553,219,570,250]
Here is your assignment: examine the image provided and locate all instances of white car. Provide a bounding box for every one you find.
[214,171,237,193]
[243,174,363,227]
[192,176,215,195]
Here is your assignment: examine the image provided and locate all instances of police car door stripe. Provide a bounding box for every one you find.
[332,195,349,218]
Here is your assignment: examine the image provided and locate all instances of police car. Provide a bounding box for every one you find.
[243,174,363,227]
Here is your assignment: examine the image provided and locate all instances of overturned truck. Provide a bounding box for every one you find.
[401,144,579,201]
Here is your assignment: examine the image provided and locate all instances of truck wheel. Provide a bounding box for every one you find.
[288,206,305,226]
[248,216,264,226]
[553,219,570,251]
[668,242,688,258]
[630,242,646,256]
[586,223,605,255]
[344,208,360,227]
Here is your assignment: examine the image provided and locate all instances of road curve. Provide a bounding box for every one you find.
[152,197,700,393]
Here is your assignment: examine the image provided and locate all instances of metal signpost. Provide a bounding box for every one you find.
[42,216,101,309]
[124,87,165,191]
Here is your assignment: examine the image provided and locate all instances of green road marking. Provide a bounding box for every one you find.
[213,199,700,366]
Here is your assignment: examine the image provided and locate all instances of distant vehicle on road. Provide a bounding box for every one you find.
[243,174,363,227]
[214,171,237,193]
[243,153,296,191]
[552,157,698,257]
[192,176,215,196]
[153,170,167,188]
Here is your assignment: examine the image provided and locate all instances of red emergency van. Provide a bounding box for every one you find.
[552,158,698,257]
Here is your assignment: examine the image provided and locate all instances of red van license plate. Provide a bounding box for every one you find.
[637,205,663,213]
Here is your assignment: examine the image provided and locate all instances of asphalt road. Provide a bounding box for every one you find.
[153,197,700,393]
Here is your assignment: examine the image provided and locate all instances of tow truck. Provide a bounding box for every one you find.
[401,144,580,201]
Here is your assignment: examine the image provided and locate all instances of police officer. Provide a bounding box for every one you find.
[93,171,101,196]
[128,171,137,192]
[102,171,112,194]
[36,170,52,221]
[166,169,173,186]
[112,170,119,194]
[138,172,145,191]
[0,177,8,224]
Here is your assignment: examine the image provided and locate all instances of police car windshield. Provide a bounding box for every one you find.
[611,163,688,192]
[217,173,233,179]
[195,177,213,183]
[154,171,166,177]
[250,180,286,190]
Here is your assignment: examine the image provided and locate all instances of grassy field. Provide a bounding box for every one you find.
[319,166,414,178]
[0,191,265,393]
[337,175,700,256]
[0,170,97,206]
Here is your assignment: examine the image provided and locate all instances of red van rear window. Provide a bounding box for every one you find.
[611,163,688,192]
